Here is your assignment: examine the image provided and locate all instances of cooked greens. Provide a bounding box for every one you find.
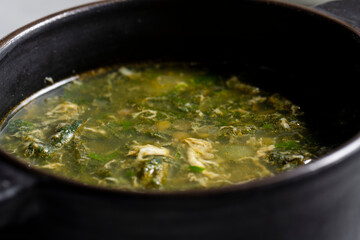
[0,63,327,191]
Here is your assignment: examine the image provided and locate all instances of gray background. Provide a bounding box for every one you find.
[0,0,94,39]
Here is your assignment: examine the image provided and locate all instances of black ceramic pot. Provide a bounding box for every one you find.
[1,0,360,239]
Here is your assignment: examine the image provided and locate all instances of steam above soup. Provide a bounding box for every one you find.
[0,63,327,191]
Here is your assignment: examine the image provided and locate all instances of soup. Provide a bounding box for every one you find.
[0,63,327,191]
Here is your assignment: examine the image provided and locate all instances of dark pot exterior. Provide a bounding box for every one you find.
[1,0,360,239]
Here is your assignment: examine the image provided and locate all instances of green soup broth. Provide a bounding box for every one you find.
[0,63,327,191]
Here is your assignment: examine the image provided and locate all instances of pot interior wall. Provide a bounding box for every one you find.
[1,0,360,146]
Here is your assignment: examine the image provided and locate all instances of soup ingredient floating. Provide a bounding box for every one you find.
[0,63,326,191]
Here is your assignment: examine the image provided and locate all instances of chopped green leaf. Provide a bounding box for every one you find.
[88,150,119,162]
[25,142,55,158]
[175,82,188,91]
[51,120,83,147]
[275,140,299,149]
[141,157,168,188]
[188,166,205,173]
[121,121,132,130]
[7,119,34,134]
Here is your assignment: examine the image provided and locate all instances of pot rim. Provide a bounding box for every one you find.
[1,0,360,197]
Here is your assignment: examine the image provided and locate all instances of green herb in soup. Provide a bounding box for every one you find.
[0,63,327,191]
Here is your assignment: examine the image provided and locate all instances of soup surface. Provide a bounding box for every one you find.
[0,63,327,191]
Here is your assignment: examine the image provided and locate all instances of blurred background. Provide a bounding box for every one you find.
[0,0,359,39]
[0,0,93,38]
